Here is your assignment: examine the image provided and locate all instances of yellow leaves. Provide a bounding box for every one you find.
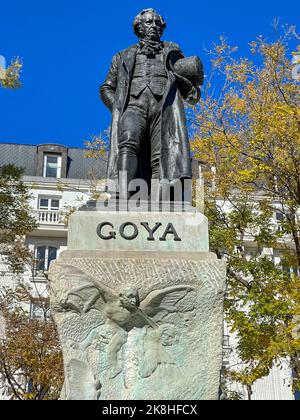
[191,30,300,392]
[85,133,109,159]
[210,36,238,70]
[0,288,63,400]
[225,60,252,85]
[192,33,300,201]
[235,169,256,184]
[0,58,22,89]
[225,95,248,115]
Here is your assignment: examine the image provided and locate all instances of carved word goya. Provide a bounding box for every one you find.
[96,222,182,242]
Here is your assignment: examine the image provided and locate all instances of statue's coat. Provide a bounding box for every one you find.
[100,42,200,183]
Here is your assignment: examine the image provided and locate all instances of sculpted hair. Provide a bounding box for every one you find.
[133,8,166,38]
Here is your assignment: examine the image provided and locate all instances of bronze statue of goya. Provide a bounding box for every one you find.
[100,9,204,199]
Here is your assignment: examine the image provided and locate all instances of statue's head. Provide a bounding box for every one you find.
[159,324,176,346]
[133,9,166,42]
[119,287,139,307]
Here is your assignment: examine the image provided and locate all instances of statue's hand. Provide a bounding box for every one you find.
[185,86,201,105]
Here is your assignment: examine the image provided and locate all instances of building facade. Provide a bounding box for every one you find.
[0,141,107,289]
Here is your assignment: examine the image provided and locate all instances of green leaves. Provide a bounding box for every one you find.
[0,165,37,245]
[191,29,300,394]
[0,58,22,89]
[0,285,64,400]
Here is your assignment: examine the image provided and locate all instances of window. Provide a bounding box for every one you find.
[222,334,232,364]
[43,154,62,178]
[274,253,299,276]
[38,197,60,211]
[36,246,57,272]
[276,212,284,232]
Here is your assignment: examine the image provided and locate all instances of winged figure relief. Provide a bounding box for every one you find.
[52,264,194,379]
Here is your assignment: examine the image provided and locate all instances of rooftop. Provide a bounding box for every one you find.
[0,142,108,180]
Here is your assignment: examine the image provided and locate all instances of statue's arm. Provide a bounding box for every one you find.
[167,46,202,105]
[167,46,184,70]
[99,53,121,112]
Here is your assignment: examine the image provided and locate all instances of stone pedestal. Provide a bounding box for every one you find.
[49,206,226,400]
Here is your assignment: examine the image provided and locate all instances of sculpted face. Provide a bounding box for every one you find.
[160,325,176,346]
[119,287,138,308]
[139,11,163,42]
[126,292,137,306]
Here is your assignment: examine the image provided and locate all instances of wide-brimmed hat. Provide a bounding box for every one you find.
[173,56,204,87]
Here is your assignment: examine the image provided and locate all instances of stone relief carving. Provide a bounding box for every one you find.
[49,257,225,400]
[139,323,178,378]
[60,359,101,401]
[50,263,195,397]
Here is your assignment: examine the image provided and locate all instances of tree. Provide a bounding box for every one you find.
[0,165,37,245]
[191,27,300,396]
[0,165,64,399]
[0,283,64,400]
[0,58,22,89]
[84,132,110,160]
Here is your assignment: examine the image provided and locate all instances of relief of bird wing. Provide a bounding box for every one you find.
[139,285,194,319]
[54,265,118,313]
[67,285,105,313]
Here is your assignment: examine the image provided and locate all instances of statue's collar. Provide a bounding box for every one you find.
[122,42,178,73]
[137,40,164,57]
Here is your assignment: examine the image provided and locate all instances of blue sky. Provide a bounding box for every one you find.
[0,0,298,147]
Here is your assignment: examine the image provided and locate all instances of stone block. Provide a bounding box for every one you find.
[49,209,226,400]
[67,208,209,253]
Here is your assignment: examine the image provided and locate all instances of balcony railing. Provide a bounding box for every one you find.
[35,209,64,225]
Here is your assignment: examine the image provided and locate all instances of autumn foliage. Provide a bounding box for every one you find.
[0,58,22,89]
[0,166,63,399]
[191,27,300,395]
[0,284,63,400]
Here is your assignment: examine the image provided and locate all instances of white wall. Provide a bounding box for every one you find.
[252,362,294,400]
